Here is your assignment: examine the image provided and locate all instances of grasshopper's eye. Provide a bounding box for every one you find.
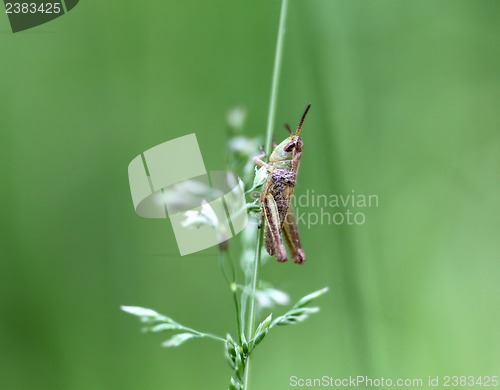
[284,141,296,152]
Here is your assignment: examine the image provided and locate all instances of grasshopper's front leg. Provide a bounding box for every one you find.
[283,205,306,264]
[263,194,288,262]
[252,146,269,170]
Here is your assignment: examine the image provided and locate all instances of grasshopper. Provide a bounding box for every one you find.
[253,104,311,264]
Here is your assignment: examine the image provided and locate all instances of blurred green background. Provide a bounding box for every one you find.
[1,1,499,389]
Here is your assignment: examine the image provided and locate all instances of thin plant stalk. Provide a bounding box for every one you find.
[243,229,263,388]
[264,0,289,155]
[219,250,243,343]
[244,0,289,388]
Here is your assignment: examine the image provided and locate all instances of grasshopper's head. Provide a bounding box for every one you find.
[270,104,311,162]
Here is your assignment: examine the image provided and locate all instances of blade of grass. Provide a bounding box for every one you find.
[244,0,289,388]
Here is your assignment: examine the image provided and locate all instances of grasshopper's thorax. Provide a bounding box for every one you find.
[269,136,303,171]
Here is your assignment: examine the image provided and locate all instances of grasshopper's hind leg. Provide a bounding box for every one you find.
[283,206,306,264]
[263,194,288,262]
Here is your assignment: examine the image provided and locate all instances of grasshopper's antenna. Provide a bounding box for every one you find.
[284,123,293,135]
[296,103,311,136]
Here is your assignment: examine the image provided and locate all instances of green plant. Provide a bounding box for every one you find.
[121,1,328,389]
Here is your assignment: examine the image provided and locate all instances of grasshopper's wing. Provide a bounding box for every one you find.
[263,194,288,262]
[268,170,295,231]
[282,205,306,264]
